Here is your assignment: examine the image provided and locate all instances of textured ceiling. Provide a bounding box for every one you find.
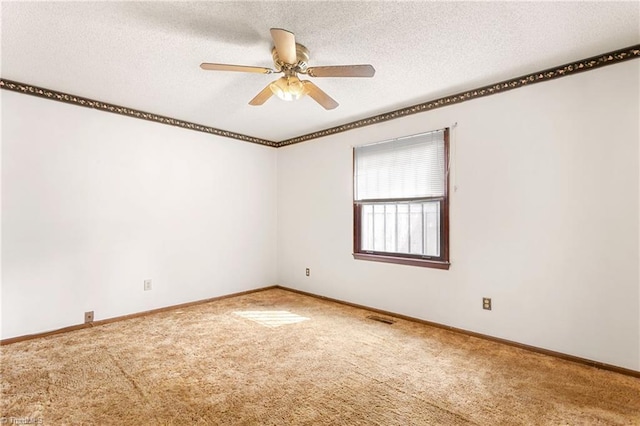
[1,1,639,142]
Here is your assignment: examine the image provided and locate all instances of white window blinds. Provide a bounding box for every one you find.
[354,130,445,201]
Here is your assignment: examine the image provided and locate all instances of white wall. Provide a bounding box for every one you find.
[1,91,278,339]
[2,60,639,372]
[277,60,640,371]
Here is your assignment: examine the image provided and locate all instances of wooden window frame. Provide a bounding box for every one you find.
[352,128,450,270]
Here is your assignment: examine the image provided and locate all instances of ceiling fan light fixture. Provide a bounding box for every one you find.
[269,75,306,101]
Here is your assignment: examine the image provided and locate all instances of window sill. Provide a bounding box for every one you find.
[353,253,450,270]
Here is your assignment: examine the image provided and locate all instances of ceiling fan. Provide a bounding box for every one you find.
[200,28,375,110]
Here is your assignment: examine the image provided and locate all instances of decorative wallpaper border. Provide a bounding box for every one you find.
[279,44,640,147]
[0,79,278,148]
[2,44,638,148]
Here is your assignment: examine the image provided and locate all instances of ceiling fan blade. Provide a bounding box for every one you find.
[307,64,376,78]
[302,81,339,110]
[270,28,297,64]
[200,63,274,74]
[249,84,274,106]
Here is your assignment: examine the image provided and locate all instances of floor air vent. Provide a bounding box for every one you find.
[367,315,396,324]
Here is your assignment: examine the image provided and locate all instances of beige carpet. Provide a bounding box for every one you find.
[1,288,639,425]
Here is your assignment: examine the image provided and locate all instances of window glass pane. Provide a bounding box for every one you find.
[396,203,409,254]
[385,204,397,252]
[424,201,440,257]
[361,204,374,251]
[409,203,423,254]
[373,204,385,251]
[360,201,440,257]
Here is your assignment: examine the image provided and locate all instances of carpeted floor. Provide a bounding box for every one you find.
[1,288,639,425]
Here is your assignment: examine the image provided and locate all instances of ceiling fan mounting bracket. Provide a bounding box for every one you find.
[272,43,310,73]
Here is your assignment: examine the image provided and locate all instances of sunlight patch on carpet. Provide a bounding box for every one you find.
[233,310,310,328]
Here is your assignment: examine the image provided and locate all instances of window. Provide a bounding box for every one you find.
[353,128,450,269]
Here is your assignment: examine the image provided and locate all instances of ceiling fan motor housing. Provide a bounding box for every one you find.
[272,43,310,72]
